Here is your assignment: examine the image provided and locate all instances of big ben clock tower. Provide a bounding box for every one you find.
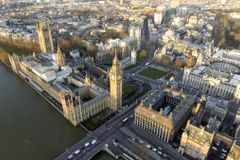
[109,54,123,111]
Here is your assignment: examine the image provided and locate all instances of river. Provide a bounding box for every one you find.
[0,62,114,160]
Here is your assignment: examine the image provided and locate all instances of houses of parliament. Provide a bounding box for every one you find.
[8,22,123,126]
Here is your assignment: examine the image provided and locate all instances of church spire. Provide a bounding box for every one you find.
[56,44,65,67]
[113,53,120,66]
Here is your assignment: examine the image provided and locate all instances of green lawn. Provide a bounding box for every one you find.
[82,109,114,131]
[138,67,167,80]
[123,83,137,98]
[142,84,151,93]
[122,83,151,105]
[125,62,140,71]
[0,43,31,56]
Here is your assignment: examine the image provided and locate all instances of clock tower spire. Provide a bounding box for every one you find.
[109,54,123,111]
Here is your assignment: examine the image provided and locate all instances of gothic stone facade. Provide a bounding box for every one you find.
[36,22,54,53]
[8,54,123,126]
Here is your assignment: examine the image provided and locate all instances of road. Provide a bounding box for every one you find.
[56,35,184,160]
[56,85,189,160]
[55,88,153,160]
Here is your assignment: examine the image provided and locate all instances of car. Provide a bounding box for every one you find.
[212,146,217,151]
[67,154,74,159]
[138,140,144,144]
[157,151,162,155]
[158,146,162,150]
[91,139,97,145]
[131,138,136,141]
[74,149,80,155]
[152,148,157,152]
[146,144,151,148]
[84,142,90,147]
[122,118,128,122]
[220,155,225,159]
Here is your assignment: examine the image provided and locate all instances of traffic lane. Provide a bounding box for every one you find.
[56,90,153,159]
[59,116,137,160]
[116,134,161,160]
[128,124,188,160]
[58,113,129,159]
[75,136,114,160]
[118,128,167,160]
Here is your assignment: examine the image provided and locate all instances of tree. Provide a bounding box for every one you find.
[185,57,196,67]
[59,38,71,52]
[161,55,171,66]
[139,49,147,60]
[87,44,97,57]
[119,32,128,39]
[73,36,86,48]
[175,58,184,69]
[0,48,9,64]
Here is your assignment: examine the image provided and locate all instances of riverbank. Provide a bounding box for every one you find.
[0,60,117,160]
[0,62,87,160]
[0,49,11,67]
[0,49,92,132]
[0,50,116,160]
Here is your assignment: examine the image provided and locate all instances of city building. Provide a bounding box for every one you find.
[129,24,142,51]
[96,37,135,64]
[135,87,196,143]
[183,62,240,101]
[119,49,137,69]
[205,96,228,121]
[154,12,163,25]
[70,50,80,59]
[179,120,215,160]
[170,0,181,8]
[178,98,225,160]
[212,49,240,67]
[226,124,240,160]
[234,108,240,124]
[36,22,54,53]
[176,7,188,16]
[227,141,240,160]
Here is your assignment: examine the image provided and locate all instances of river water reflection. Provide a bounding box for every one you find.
[0,63,114,160]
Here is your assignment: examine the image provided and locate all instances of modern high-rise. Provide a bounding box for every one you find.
[36,22,54,53]
[109,54,123,111]
[129,24,142,51]
[154,12,163,25]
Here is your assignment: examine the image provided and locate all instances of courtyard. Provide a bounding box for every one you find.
[138,67,167,80]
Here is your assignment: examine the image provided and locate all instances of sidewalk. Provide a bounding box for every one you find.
[128,123,189,160]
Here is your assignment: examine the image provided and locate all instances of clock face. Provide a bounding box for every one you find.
[118,75,121,80]
[111,75,115,80]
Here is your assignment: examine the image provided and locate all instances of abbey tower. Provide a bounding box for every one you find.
[36,21,54,53]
